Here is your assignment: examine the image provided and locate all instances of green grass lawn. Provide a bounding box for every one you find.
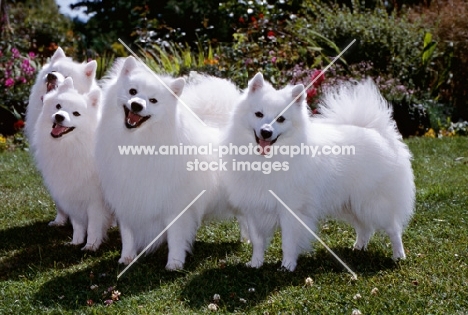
[0,137,467,314]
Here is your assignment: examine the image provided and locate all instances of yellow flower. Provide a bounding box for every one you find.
[0,136,6,144]
[424,128,436,138]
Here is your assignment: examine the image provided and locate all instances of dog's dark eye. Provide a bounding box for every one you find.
[276,116,285,123]
[56,104,61,109]
[149,98,158,104]
[255,111,263,118]
[129,88,137,95]
[73,111,81,117]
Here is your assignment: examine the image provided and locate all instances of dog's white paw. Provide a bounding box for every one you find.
[165,261,184,271]
[48,220,67,227]
[246,260,263,269]
[392,252,406,260]
[81,243,98,251]
[280,261,297,272]
[68,239,84,246]
[118,256,135,265]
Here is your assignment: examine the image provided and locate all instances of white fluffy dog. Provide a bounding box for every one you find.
[34,77,112,250]
[96,57,243,270]
[26,47,98,226]
[222,73,415,271]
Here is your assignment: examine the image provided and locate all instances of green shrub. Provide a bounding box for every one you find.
[293,1,429,85]
[414,0,468,121]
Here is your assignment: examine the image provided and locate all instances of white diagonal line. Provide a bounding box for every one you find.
[269,39,357,125]
[117,190,206,279]
[269,190,357,280]
[118,38,207,127]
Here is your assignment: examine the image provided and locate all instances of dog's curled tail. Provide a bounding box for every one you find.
[317,79,401,140]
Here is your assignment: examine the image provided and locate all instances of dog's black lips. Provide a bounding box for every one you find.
[51,123,75,138]
[123,105,151,129]
[254,129,279,145]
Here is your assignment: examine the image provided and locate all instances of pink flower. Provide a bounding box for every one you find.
[28,51,36,59]
[271,56,277,63]
[5,78,14,88]
[11,47,20,58]
[310,69,325,87]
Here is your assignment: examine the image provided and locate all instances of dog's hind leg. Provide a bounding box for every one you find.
[119,223,137,265]
[385,224,406,260]
[237,214,250,243]
[353,222,374,251]
[70,217,86,246]
[49,205,69,226]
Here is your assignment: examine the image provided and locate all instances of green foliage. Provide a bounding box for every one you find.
[1,138,468,313]
[142,42,218,76]
[296,1,427,84]
[420,0,468,121]
[5,0,75,58]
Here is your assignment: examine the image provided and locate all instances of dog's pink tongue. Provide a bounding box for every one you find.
[127,111,142,125]
[259,139,272,155]
[51,125,68,137]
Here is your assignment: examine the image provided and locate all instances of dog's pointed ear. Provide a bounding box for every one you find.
[87,88,101,108]
[121,57,138,76]
[84,60,97,79]
[248,72,264,93]
[291,84,305,105]
[170,78,185,97]
[58,77,74,93]
[50,47,66,63]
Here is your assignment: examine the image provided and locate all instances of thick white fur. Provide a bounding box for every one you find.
[222,73,415,271]
[96,57,243,270]
[27,47,98,226]
[34,77,112,250]
[181,71,240,127]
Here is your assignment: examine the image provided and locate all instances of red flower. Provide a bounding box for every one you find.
[310,69,325,87]
[14,120,25,130]
[259,13,264,19]
[238,16,245,24]
[306,88,318,103]
[267,30,275,38]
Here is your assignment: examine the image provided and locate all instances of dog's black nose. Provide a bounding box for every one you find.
[131,102,143,113]
[47,73,57,82]
[260,129,273,139]
[55,114,65,123]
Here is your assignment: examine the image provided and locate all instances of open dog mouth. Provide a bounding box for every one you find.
[123,105,151,129]
[254,130,279,155]
[46,81,58,92]
[51,123,75,138]
[46,73,61,92]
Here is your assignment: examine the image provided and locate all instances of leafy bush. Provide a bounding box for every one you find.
[411,0,468,121]
[294,1,429,85]
[0,46,37,134]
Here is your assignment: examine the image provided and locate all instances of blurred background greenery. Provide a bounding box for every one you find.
[1,0,467,142]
